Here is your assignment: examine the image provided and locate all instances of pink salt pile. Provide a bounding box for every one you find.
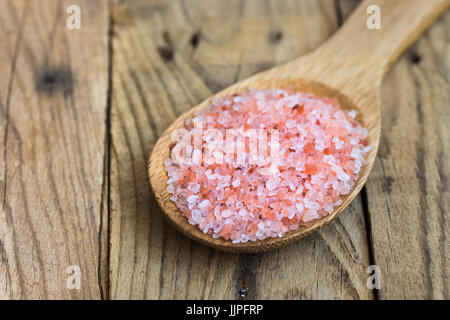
[164,88,370,243]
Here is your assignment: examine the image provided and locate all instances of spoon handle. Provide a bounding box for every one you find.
[315,0,449,86]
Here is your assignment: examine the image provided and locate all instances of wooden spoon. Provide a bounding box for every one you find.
[149,0,449,252]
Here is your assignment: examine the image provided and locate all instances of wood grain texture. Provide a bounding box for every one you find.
[111,0,372,299]
[109,0,238,300]
[0,0,26,299]
[0,0,109,299]
[248,0,371,299]
[367,10,450,299]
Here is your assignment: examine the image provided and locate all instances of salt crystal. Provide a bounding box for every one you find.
[348,110,357,118]
[315,140,326,151]
[240,234,249,243]
[333,136,344,149]
[286,119,296,129]
[191,209,201,222]
[337,170,350,182]
[363,145,372,153]
[239,208,247,217]
[214,206,221,218]
[221,210,233,218]
[266,177,279,191]
[199,200,210,209]
[192,149,202,164]
[188,183,200,194]
[232,178,241,188]
[351,148,361,158]
[187,195,198,204]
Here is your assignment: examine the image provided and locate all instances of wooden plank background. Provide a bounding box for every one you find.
[0,0,448,299]
[0,0,109,299]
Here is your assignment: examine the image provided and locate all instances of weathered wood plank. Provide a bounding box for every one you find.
[0,0,109,299]
[109,0,237,299]
[110,0,372,299]
[367,10,450,299]
[0,0,27,300]
[239,0,371,300]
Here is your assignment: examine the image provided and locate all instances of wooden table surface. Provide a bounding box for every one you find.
[0,0,448,300]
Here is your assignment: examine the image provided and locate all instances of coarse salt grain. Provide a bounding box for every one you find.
[165,89,370,243]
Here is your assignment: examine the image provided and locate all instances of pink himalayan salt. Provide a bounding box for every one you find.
[165,88,370,243]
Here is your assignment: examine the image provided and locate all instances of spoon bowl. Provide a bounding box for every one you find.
[148,0,449,252]
[149,78,378,252]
